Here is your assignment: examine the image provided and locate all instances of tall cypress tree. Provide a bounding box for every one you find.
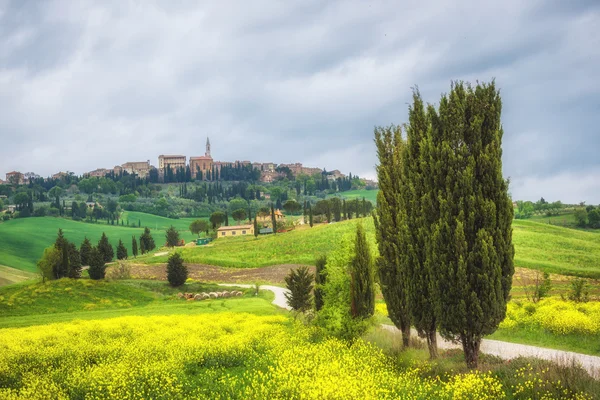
[270,204,277,233]
[403,89,438,358]
[350,222,374,319]
[253,216,259,237]
[80,237,92,266]
[373,124,412,347]
[132,235,138,258]
[97,232,114,263]
[116,239,128,260]
[429,81,514,368]
[314,255,327,311]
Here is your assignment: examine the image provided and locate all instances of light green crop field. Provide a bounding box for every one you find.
[331,189,379,204]
[0,213,202,274]
[143,218,600,279]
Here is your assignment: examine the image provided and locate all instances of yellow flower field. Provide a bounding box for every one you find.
[500,299,600,336]
[0,312,592,399]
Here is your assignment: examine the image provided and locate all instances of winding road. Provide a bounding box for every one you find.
[220,283,600,378]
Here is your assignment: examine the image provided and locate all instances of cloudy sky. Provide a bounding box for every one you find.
[1,0,599,203]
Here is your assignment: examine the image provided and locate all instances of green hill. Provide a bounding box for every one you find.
[330,189,379,204]
[0,213,203,274]
[145,218,600,278]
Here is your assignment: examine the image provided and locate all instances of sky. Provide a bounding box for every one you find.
[0,0,599,203]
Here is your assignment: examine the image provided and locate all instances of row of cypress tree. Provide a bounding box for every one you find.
[374,81,514,368]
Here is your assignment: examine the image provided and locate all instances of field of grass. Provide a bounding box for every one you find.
[331,188,379,204]
[0,265,36,287]
[0,213,202,274]
[143,217,600,279]
[0,278,274,329]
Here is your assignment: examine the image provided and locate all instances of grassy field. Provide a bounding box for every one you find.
[0,265,36,287]
[0,278,274,329]
[1,278,597,399]
[142,217,600,279]
[331,189,379,204]
[0,213,202,274]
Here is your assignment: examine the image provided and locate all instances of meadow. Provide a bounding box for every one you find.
[1,301,597,399]
[0,213,202,274]
[143,217,600,279]
[330,188,379,204]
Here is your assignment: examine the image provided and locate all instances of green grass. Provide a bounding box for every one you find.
[0,278,277,329]
[143,217,600,279]
[0,212,202,273]
[0,265,36,287]
[144,218,376,268]
[330,189,379,204]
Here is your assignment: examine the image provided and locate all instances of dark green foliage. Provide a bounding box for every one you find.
[88,247,106,280]
[404,89,438,358]
[271,204,277,234]
[231,208,247,223]
[165,226,180,247]
[314,255,327,311]
[284,266,314,312]
[140,227,155,253]
[97,233,114,263]
[330,198,342,222]
[79,237,92,266]
[132,236,138,258]
[309,204,313,227]
[60,245,69,280]
[373,124,412,348]
[428,81,514,368]
[349,223,374,319]
[209,211,226,229]
[253,216,258,238]
[189,219,209,237]
[574,209,588,227]
[166,252,188,287]
[116,239,128,260]
[67,242,82,279]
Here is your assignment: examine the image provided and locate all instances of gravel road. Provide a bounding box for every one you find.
[220,283,600,378]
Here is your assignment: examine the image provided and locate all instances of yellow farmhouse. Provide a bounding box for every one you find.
[217,224,254,238]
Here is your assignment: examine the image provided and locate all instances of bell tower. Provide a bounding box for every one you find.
[205,137,211,158]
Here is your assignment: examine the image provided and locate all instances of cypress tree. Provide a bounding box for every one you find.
[80,237,92,266]
[97,232,114,263]
[68,242,82,278]
[132,236,138,258]
[60,244,70,279]
[349,222,374,319]
[309,204,313,227]
[429,81,514,368]
[88,247,106,280]
[284,266,314,312]
[253,216,259,237]
[140,236,146,255]
[166,252,188,287]
[314,255,327,311]
[165,226,180,247]
[116,239,128,260]
[271,204,277,233]
[403,89,438,358]
[373,124,412,347]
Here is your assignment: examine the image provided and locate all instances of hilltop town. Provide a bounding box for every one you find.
[1,137,376,188]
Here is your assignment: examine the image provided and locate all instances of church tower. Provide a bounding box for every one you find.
[205,137,211,158]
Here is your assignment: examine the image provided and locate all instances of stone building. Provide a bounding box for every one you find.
[121,161,151,177]
[189,138,213,180]
[5,171,24,185]
[158,155,186,171]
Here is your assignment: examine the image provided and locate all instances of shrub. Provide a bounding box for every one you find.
[165,226,180,247]
[568,278,590,303]
[284,266,314,312]
[166,252,187,286]
[105,261,131,281]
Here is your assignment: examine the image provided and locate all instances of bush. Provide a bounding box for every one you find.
[105,261,131,281]
[284,266,314,312]
[568,278,590,303]
[166,252,187,287]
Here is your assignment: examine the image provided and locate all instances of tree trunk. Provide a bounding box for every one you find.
[461,334,481,369]
[401,323,411,348]
[426,329,438,359]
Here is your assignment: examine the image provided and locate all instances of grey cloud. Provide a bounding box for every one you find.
[0,0,599,203]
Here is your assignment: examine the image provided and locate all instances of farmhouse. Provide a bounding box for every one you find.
[217,224,254,238]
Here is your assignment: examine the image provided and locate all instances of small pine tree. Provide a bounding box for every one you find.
[97,232,114,263]
[166,252,188,287]
[314,255,327,311]
[165,225,180,247]
[80,237,92,266]
[116,239,128,260]
[88,247,106,280]
[140,227,155,252]
[284,266,314,312]
[60,244,70,279]
[68,242,82,279]
[140,236,146,255]
[253,216,259,237]
[132,236,138,258]
[350,223,375,319]
[309,204,314,228]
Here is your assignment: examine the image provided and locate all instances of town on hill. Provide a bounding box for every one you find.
[0,137,378,188]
